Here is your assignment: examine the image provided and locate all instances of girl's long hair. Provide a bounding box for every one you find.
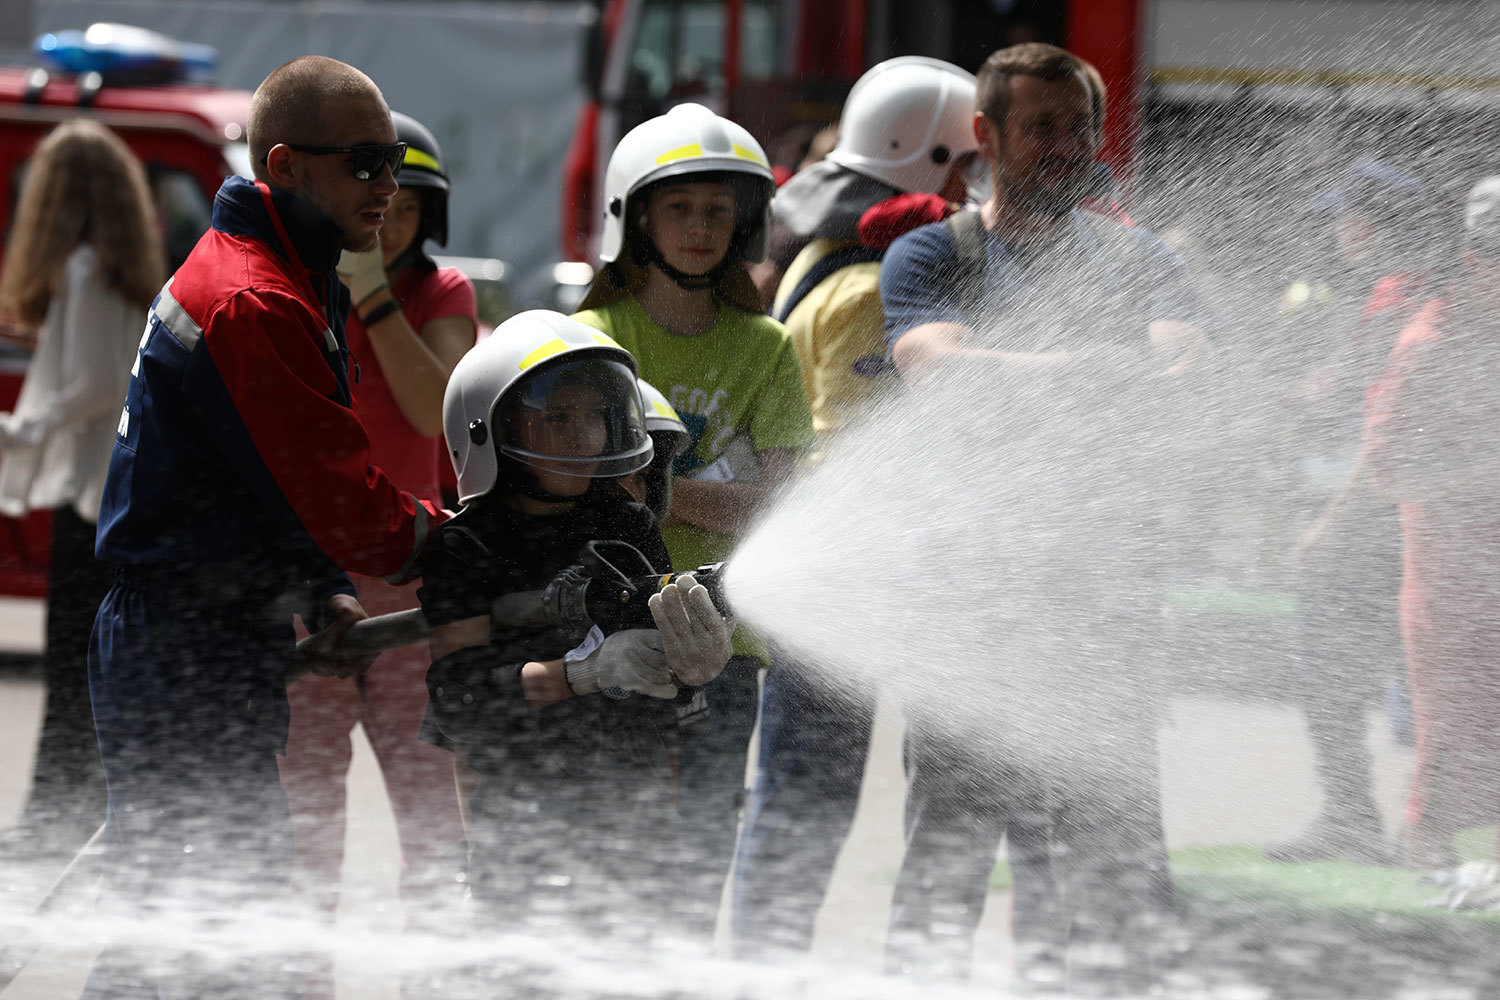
[0,120,165,328]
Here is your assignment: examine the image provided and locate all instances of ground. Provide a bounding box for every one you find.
[2,596,1497,998]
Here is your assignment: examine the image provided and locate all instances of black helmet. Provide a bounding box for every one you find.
[392,110,450,247]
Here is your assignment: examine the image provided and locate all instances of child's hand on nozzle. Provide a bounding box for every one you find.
[649,574,732,688]
[564,628,679,699]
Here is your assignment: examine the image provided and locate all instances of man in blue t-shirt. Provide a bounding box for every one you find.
[878,42,1208,993]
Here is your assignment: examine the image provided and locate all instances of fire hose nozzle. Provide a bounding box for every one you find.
[658,562,729,619]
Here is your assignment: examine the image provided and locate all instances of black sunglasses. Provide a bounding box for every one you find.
[287,142,407,181]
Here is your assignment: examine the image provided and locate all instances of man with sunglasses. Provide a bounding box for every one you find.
[85,55,444,999]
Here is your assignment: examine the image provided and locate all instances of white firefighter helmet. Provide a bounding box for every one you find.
[636,378,690,521]
[599,102,776,264]
[825,56,978,195]
[443,310,652,503]
[638,378,689,454]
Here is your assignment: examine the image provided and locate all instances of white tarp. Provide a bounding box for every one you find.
[36,0,597,306]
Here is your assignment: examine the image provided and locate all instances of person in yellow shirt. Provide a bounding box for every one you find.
[772,57,978,444]
[732,57,987,962]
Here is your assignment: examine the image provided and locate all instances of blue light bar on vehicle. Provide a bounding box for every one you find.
[34,23,217,85]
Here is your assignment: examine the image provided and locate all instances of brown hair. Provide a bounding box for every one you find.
[975,43,1104,142]
[0,120,165,328]
[247,56,385,179]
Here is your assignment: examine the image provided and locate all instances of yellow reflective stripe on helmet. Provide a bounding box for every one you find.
[590,332,622,350]
[732,143,767,166]
[403,147,442,173]
[518,338,569,370]
[656,143,704,164]
[650,399,677,419]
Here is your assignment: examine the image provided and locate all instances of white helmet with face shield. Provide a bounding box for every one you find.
[826,56,978,195]
[638,378,689,455]
[599,102,777,267]
[635,378,690,521]
[443,310,652,503]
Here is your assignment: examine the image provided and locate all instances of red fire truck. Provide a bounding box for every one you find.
[559,0,1143,267]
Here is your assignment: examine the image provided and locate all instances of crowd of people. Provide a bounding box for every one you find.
[1,36,1498,999]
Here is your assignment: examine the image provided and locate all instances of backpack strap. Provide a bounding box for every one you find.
[774,244,885,323]
[944,207,988,320]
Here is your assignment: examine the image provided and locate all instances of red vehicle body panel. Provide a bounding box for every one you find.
[558,0,1144,265]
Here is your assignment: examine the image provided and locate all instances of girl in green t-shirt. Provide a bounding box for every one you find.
[572,102,816,938]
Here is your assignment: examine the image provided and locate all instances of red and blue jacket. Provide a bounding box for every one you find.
[96,175,443,603]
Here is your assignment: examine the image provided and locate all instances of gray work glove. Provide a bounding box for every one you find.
[564,627,677,700]
[648,574,732,688]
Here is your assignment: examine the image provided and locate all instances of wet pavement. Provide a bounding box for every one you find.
[0,596,1434,998]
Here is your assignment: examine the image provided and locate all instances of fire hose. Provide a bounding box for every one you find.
[285,541,728,684]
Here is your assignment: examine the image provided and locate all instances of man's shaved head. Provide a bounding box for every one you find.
[248,56,388,180]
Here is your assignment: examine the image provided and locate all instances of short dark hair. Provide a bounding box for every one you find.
[975,43,1103,141]
[247,56,385,180]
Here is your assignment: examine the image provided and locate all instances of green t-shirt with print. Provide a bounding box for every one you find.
[574,296,816,664]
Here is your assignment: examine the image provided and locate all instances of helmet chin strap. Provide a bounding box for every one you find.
[635,232,723,291]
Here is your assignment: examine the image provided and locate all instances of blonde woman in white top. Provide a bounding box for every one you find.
[0,119,163,859]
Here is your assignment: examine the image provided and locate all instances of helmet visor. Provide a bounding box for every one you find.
[497,357,653,479]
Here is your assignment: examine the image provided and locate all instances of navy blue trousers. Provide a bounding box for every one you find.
[84,572,300,999]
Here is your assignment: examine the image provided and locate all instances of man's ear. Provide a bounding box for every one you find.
[973,111,995,154]
[263,144,299,189]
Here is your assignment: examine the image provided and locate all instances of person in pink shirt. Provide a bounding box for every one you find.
[276,110,476,990]
[1365,175,1500,870]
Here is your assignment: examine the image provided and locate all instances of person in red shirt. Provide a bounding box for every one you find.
[1276,159,1441,864]
[1364,175,1500,869]
[276,110,475,989]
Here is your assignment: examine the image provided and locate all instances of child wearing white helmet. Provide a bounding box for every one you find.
[572,103,817,937]
[414,310,732,965]
[623,378,692,523]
